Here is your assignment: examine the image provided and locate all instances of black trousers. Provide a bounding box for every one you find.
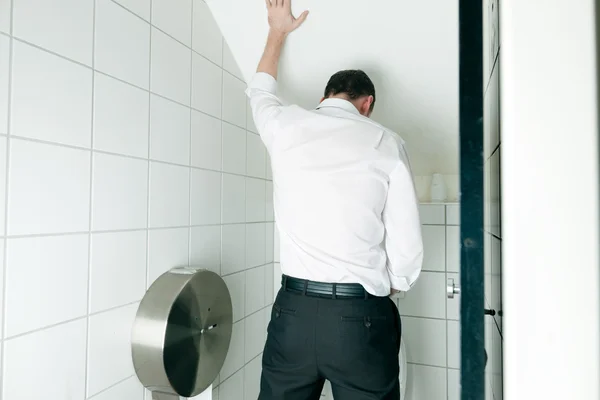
[259,287,402,400]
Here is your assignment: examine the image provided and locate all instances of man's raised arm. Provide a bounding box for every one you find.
[246,0,308,144]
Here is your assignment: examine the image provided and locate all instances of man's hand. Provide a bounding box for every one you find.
[389,289,400,297]
[265,0,309,35]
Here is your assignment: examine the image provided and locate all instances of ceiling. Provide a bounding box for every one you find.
[206,0,459,176]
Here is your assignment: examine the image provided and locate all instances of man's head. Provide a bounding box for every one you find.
[321,70,376,117]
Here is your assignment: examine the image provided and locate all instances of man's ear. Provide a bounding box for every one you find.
[319,96,325,103]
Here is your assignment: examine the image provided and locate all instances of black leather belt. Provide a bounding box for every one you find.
[281,275,375,299]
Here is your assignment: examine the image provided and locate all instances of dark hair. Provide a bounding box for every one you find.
[323,70,376,112]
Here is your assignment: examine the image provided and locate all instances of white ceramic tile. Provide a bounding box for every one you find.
[222,73,246,127]
[223,40,243,80]
[244,351,262,398]
[4,235,88,337]
[405,364,447,400]
[190,225,221,275]
[247,101,258,133]
[92,376,144,400]
[447,319,460,369]
[491,237,502,325]
[492,325,503,400]
[94,73,149,158]
[419,204,445,225]
[490,149,501,237]
[87,304,137,397]
[484,232,492,308]
[220,319,244,380]
[485,64,500,159]
[223,271,245,322]
[90,230,147,313]
[151,0,192,46]
[190,169,221,225]
[421,225,445,272]
[219,368,244,400]
[448,368,460,400]
[221,174,245,223]
[191,110,222,170]
[3,319,87,400]
[397,271,445,319]
[245,265,265,315]
[264,263,274,304]
[265,181,274,221]
[192,0,223,65]
[147,227,189,284]
[95,0,150,88]
[446,204,460,225]
[192,52,222,118]
[92,153,148,231]
[0,138,5,233]
[246,223,266,270]
[222,122,246,175]
[446,226,460,273]
[8,140,90,235]
[273,225,280,263]
[0,0,10,33]
[246,178,266,223]
[0,35,9,134]
[11,41,93,147]
[114,0,150,20]
[148,162,190,228]
[13,0,93,65]
[484,158,491,233]
[221,224,246,276]
[265,222,274,263]
[150,95,190,164]
[402,317,446,367]
[151,28,191,105]
[247,133,266,178]
[447,272,460,321]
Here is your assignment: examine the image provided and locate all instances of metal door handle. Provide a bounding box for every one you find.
[447,278,461,299]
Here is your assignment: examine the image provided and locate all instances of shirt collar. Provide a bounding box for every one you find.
[316,98,361,116]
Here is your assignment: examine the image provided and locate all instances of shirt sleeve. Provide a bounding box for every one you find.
[245,72,284,150]
[382,145,424,291]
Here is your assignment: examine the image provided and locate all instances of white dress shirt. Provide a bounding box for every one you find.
[246,72,423,296]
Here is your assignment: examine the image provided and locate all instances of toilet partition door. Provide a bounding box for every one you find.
[458,0,486,399]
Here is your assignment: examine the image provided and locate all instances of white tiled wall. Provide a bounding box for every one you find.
[0,1,273,400]
[394,204,461,400]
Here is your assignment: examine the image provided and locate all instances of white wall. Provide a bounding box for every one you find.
[501,1,600,399]
[0,1,273,399]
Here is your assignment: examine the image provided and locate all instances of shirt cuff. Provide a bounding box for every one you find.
[246,72,278,97]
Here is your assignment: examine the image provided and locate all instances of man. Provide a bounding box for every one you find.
[246,1,424,399]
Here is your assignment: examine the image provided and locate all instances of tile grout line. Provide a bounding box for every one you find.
[3,299,141,342]
[3,134,271,181]
[82,0,98,397]
[7,35,247,132]
[106,0,234,79]
[0,220,275,240]
[187,0,194,269]
[86,373,135,400]
[0,2,14,398]
[145,0,154,295]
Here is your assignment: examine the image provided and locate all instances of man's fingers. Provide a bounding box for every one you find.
[293,10,309,29]
[274,0,279,7]
[265,0,271,8]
